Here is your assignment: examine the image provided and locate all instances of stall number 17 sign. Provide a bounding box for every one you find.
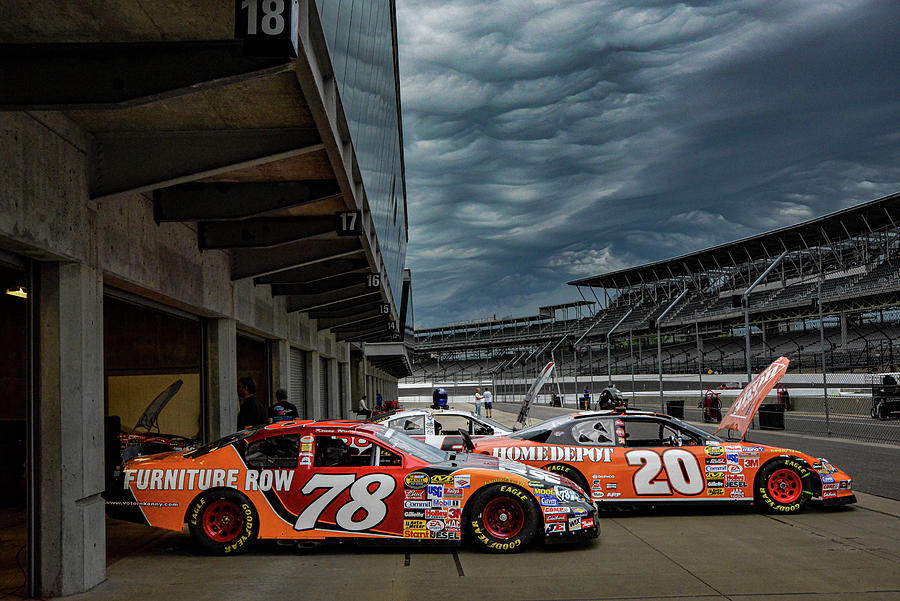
[235,0,299,57]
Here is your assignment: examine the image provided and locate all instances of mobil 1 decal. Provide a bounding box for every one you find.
[294,473,397,533]
[625,449,705,496]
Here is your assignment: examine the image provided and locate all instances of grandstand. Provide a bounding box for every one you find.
[406,192,900,443]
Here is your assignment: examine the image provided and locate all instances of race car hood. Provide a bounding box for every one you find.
[716,357,790,439]
[131,379,183,433]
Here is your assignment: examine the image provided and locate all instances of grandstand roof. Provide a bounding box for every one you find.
[569,191,900,289]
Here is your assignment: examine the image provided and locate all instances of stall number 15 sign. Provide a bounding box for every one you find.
[235,0,299,57]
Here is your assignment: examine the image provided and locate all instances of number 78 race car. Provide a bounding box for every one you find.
[106,421,598,554]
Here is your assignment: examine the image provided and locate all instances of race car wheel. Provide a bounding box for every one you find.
[468,484,539,553]
[755,459,812,514]
[188,489,259,555]
[543,463,589,495]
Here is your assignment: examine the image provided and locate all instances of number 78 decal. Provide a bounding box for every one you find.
[625,449,704,495]
[294,473,396,531]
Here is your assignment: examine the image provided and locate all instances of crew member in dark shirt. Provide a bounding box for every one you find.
[268,388,299,423]
[237,376,266,430]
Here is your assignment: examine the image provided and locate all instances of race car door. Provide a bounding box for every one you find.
[291,433,408,537]
[618,416,711,501]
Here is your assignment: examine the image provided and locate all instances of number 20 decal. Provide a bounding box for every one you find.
[625,449,704,496]
[294,473,396,532]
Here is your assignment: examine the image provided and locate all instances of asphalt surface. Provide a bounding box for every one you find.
[6,405,897,600]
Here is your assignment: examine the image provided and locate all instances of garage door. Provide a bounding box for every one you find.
[289,348,306,419]
[319,357,328,418]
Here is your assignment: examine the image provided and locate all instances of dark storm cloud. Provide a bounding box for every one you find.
[396,0,900,328]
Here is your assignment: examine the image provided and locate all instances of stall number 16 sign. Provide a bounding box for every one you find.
[235,0,299,57]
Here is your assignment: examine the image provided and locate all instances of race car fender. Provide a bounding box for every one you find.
[755,454,819,496]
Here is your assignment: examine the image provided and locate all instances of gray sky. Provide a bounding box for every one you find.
[396,0,900,328]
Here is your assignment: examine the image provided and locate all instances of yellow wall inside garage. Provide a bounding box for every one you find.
[107,373,202,439]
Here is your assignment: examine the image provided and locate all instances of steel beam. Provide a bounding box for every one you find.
[231,238,361,280]
[253,256,368,285]
[0,41,290,109]
[91,128,322,199]
[285,290,381,314]
[318,311,382,332]
[155,180,342,221]
[199,217,339,249]
[270,273,369,296]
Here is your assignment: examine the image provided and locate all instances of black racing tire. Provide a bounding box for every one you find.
[542,463,590,495]
[754,458,813,514]
[187,488,259,555]
[467,484,539,553]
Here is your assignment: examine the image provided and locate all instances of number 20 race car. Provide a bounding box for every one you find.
[106,421,598,554]
[472,358,855,513]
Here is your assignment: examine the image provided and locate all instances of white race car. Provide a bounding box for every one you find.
[369,408,512,451]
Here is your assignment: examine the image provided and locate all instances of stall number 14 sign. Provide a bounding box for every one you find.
[235,0,299,57]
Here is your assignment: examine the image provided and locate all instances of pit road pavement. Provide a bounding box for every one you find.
[55,403,900,601]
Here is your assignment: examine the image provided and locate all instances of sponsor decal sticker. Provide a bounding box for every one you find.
[431,499,460,508]
[454,475,470,488]
[539,496,559,506]
[741,446,765,453]
[743,457,760,469]
[725,480,747,488]
[532,487,554,496]
[404,501,430,509]
[823,491,837,498]
[730,489,745,498]
[299,457,311,467]
[404,510,426,519]
[443,487,464,499]
[591,491,604,499]
[822,483,838,491]
[300,435,314,443]
[606,483,617,489]
[405,472,429,488]
[546,523,566,533]
[706,480,724,488]
[544,506,569,514]
[404,530,429,539]
[300,443,313,453]
[606,492,621,498]
[706,457,726,465]
[706,472,724,480]
[708,488,725,496]
[705,446,724,457]
[447,507,462,519]
[724,445,741,452]
[426,520,444,532]
[568,517,582,531]
[582,517,594,528]
[592,474,614,479]
[427,485,443,499]
[430,474,454,485]
[706,465,726,473]
[405,489,425,500]
[545,513,566,522]
[404,520,426,530]
[728,465,743,474]
[491,445,613,463]
[821,476,835,484]
[726,453,739,464]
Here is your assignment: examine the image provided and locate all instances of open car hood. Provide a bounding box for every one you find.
[132,379,183,433]
[715,357,789,439]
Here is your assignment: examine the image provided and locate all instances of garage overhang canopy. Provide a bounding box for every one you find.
[364,342,412,378]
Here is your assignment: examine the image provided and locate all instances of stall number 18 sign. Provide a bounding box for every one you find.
[235,0,299,57]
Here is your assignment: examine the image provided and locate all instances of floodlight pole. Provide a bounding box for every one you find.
[657,288,690,412]
[743,250,788,386]
[605,308,633,386]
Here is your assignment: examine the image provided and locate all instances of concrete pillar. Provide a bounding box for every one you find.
[271,339,290,402]
[328,358,339,418]
[340,362,351,417]
[840,312,848,347]
[37,263,105,596]
[308,350,321,419]
[204,318,236,439]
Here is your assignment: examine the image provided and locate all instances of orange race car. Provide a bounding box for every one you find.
[106,420,598,554]
[471,358,855,513]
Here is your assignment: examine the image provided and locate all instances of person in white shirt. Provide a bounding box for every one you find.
[474,388,484,416]
[483,388,493,417]
[357,394,371,418]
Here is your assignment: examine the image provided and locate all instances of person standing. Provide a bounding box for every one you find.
[376,392,383,412]
[237,376,266,430]
[268,388,299,423]
[483,388,493,418]
[582,388,591,410]
[474,388,484,416]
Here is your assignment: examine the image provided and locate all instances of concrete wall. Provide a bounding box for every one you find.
[0,111,398,595]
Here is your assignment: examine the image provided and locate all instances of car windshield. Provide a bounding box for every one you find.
[474,415,508,431]
[670,417,723,443]
[376,428,448,464]
[509,414,573,440]
[183,427,262,459]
